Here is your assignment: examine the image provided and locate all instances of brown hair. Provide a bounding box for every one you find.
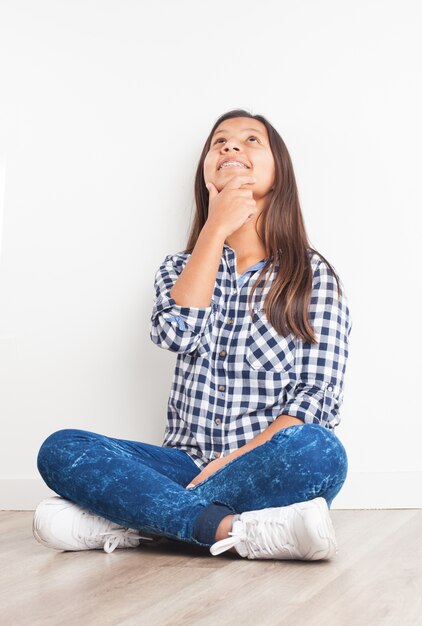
[184,108,342,344]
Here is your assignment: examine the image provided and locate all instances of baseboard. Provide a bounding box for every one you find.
[1,472,421,510]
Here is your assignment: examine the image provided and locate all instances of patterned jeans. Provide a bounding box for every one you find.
[37,423,348,549]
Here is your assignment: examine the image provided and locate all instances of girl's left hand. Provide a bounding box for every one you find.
[185,456,228,489]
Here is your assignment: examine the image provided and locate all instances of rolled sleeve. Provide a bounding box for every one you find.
[150,254,215,354]
[281,259,353,428]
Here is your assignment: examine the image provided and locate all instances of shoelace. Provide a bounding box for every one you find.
[98,528,144,553]
[76,512,148,553]
[212,514,293,557]
[241,516,294,558]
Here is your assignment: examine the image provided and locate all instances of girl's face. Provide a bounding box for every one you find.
[203,117,275,199]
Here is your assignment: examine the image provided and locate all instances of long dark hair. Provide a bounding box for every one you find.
[184,109,342,344]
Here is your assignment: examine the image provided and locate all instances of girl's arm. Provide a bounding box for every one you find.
[149,223,225,354]
[278,258,353,429]
[185,414,305,488]
[170,223,226,307]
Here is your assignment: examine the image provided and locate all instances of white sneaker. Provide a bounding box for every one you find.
[33,496,163,553]
[209,497,338,561]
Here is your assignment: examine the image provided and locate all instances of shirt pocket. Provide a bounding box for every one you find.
[245,307,296,373]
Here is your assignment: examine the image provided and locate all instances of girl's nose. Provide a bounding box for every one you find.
[222,142,240,151]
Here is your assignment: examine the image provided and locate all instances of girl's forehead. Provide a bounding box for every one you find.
[212,118,267,138]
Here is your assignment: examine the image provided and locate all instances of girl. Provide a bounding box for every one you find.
[34,109,352,561]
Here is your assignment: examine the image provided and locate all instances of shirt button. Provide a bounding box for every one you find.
[327,384,333,391]
[215,418,222,425]
[227,318,234,325]
[219,385,225,391]
[219,350,227,357]
[214,451,221,458]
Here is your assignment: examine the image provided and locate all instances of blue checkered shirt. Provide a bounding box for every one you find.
[150,243,352,470]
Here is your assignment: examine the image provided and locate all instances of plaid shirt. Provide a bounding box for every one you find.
[150,243,352,470]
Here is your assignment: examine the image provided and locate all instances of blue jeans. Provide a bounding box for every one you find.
[37,423,348,549]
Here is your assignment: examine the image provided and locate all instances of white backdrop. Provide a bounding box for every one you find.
[0,0,421,509]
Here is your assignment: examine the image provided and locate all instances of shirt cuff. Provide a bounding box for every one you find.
[281,382,341,428]
[151,291,215,335]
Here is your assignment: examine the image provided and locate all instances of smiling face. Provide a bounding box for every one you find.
[203,117,276,200]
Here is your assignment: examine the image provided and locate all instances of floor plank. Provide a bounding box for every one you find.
[0,510,421,625]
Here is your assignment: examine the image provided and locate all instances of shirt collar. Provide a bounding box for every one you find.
[223,243,268,272]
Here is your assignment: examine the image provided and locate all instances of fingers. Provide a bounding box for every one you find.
[206,174,256,194]
[205,181,218,199]
[223,174,256,190]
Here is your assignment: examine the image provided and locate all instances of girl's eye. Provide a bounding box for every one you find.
[214,136,258,144]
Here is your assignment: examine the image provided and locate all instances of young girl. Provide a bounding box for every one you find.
[34,109,352,561]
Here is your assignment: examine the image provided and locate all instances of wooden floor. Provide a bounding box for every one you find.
[1,509,421,625]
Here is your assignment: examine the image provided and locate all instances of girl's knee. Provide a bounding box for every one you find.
[38,428,81,453]
[37,428,88,475]
[294,424,348,504]
[319,425,347,482]
[295,423,348,481]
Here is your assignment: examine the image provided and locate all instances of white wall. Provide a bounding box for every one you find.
[1,0,421,509]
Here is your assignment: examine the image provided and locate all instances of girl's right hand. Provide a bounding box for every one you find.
[205,174,258,238]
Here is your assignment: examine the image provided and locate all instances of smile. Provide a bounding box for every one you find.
[218,161,249,170]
